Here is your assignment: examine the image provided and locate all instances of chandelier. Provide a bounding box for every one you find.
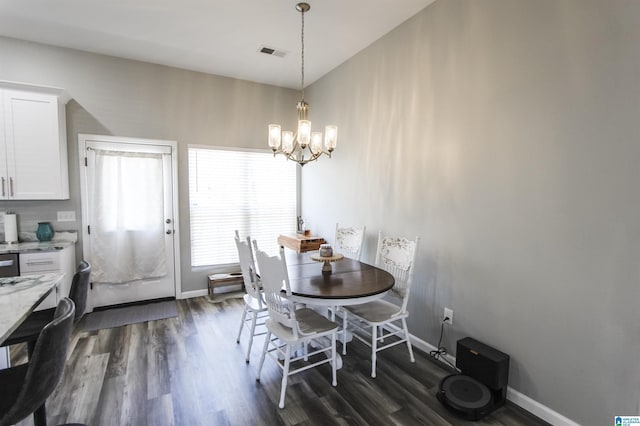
[268,2,337,166]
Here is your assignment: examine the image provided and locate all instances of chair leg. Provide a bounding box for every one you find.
[246,309,258,363]
[279,344,292,409]
[236,304,248,344]
[342,312,348,355]
[256,331,271,382]
[371,325,378,378]
[331,332,337,386]
[402,318,415,363]
[33,402,47,426]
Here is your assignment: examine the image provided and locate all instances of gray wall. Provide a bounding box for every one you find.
[302,1,640,425]
[2,0,639,423]
[0,36,299,293]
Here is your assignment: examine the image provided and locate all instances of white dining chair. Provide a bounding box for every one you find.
[234,230,269,363]
[334,223,366,261]
[253,241,339,409]
[341,231,420,378]
[330,223,366,330]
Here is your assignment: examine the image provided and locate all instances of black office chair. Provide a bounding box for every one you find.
[0,297,75,426]
[1,261,91,358]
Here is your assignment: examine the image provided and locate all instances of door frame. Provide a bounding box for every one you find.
[78,133,182,310]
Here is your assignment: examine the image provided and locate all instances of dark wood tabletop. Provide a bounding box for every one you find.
[283,251,395,303]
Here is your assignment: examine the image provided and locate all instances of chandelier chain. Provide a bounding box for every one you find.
[300,7,305,101]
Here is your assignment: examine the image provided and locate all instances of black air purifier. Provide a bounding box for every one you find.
[437,337,510,421]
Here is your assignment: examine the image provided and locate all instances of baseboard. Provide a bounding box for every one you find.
[409,333,457,367]
[409,334,581,426]
[506,388,581,426]
[180,289,208,299]
[181,284,244,300]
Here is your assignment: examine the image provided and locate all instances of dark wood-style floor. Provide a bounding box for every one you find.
[11,297,549,426]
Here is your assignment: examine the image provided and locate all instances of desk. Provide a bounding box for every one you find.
[278,234,326,253]
[283,251,394,306]
[0,273,63,367]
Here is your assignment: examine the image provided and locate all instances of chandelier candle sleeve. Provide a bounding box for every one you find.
[298,120,311,147]
[283,131,294,154]
[269,124,281,149]
[311,132,322,154]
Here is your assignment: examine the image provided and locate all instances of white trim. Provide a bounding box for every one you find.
[180,289,209,299]
[506,389,581,426]
[409,333,581,426]
[410,333,457,367]
[187,143,273,154]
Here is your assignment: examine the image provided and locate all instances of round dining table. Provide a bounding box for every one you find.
[283,250,395,306]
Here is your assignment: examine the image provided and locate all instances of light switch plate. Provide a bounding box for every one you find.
[57,211,76,222]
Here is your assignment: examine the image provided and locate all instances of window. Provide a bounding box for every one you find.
[188,146,297,267]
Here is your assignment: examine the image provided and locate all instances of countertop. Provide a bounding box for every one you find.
[0,240,75,254]
[0,273,63,343]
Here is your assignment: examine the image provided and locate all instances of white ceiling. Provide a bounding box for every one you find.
[0,0,435,89]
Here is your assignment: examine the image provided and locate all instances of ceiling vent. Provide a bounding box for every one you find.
[258,45,286,58]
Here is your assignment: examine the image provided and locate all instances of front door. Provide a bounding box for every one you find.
[79,134,180,309]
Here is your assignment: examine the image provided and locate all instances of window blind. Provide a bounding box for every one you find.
[188,147,297,267]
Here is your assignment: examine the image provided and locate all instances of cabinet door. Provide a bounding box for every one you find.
[1,89,69,200]
[0,96,7,198]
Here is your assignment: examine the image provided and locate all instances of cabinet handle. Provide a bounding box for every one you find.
[25,260,55,266]
[1,177,4,197]
[9,177,13,197]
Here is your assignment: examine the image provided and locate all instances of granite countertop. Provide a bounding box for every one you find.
[0,273,64,343]
[0,240,75,254]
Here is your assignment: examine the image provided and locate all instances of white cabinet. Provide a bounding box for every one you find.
[0,84,70,200]
[20,246,75,311]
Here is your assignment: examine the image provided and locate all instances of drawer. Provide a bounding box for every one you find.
[19,251,61,273]
[0,253,19,277]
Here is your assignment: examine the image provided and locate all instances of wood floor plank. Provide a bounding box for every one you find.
[119,323,149,426]
[7,296,550,426]
[147,393,175,426]
[147,320,171,400]
[64,353,110,424]
[47,333,98,419]
[92,376,125,426]
[101,324,132,379]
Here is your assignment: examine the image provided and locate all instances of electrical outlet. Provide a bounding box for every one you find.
[444,307,453,325]
[57,211,76,222]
